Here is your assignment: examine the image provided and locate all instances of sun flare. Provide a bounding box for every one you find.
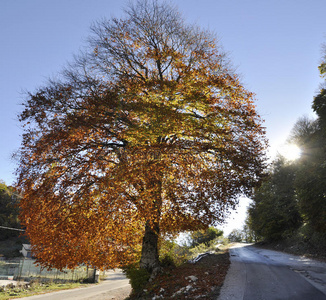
[278,144,301,161]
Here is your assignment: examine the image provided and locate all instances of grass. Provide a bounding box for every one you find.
[0,280,91,299]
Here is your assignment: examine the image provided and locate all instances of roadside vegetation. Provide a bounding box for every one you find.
[247,153,326,259]
[125,227,231,299]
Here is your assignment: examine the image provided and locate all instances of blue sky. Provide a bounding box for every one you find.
[1,0,326,231]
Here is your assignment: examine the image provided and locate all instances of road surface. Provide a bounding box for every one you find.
[15,269,131,300]
[219,244,326,300]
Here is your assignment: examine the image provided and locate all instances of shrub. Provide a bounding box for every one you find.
[159,238,189,267]
[190,227,223,247]
[160,254,176,268]
[123,265,150,294]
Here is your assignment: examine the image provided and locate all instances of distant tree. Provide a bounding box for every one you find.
[288,116,319,147]
[227,229,243,243]
[0,181,20,240]
[17,0,266,274]
[242,215,257,243]
[189,227,223,247]
[318,43,326,79]
[249,157,302,241]
[313,90,326,127]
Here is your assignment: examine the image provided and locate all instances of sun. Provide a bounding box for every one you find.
[278,144,301,161]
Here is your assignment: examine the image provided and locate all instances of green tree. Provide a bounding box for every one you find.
[290,42,326,232]
[291,116,326,232]
[318,43,326,78]
[189,227,223,247]
[242,215,257,243]
[249,157,302,241]
[249,46,326,242]
[0,181,20,240]
[227,229,243,242]
[313,89,326,129]
[17,0,266,275]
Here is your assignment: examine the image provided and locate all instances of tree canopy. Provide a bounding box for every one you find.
[293,115,326,233]
[17,0,266,272]
[249,157,302,241]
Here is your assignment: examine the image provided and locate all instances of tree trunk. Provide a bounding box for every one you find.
[139,166,162,276]
[139,221,160,273]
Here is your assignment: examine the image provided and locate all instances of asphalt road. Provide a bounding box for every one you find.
[15,269,131,300]
[219,244,326,300]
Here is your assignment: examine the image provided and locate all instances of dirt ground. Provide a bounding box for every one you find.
[129,251,230,299]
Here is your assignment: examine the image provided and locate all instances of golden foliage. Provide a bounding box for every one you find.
[17,0,266,270]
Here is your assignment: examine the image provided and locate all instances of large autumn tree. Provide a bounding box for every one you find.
[17,0,266,274]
